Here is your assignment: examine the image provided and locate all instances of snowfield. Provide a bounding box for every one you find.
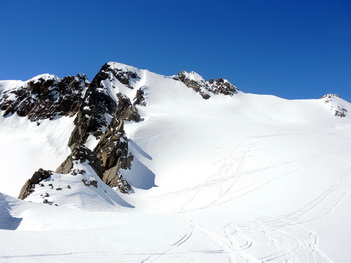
[1,63,351,262]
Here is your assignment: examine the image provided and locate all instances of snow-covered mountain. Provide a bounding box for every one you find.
[1,62,351,262]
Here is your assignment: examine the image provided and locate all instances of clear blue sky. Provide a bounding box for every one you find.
[1,0,350,100]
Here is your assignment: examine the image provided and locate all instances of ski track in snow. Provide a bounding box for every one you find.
[140,216,196,263]
[172,150,351,262]
[135,142,351,262]
[213,210,332,263]
[220,157,351,262]
[175,148,351,212]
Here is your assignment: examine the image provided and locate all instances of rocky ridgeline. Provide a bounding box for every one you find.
[0,74,89,122]
[176,70,239,99]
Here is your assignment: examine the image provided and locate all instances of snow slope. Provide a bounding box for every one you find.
[1,62,351,262]
[0,114,74,197]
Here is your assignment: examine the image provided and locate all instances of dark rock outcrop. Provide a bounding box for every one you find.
[92,94,136,193]
[59,70,139,193]
[0,74,89,121]
[68,69,117,149]
[176,71,211,99]
[18,169,53,200]
[176,70,238,99]
[67,63,141,150]
[56,146,102,177]
[133,88,147,106]
[116,93,140,122]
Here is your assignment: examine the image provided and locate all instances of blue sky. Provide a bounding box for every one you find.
[1,0,350,100]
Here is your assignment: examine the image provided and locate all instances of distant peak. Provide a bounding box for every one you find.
[321,93,349,118]
[321,93,341,100]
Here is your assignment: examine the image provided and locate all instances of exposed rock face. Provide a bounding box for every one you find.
[18,169,53,199]
[67,63,141,149]
[176,71,238,99]
[56,146,102,177]
[59,120,133,194]
[133,88,147,106]
[68,66,118,149]
[92,94,136,193]
[65,66,138,193]
[116,93,140,122]
[0,74,89,121]
[176,71,211,99]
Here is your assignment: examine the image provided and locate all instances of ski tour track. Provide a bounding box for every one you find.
[139,144,351,262]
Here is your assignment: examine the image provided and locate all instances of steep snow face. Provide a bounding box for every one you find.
[1,62,351,263]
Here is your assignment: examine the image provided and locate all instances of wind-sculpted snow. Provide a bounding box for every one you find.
[1,62,351,262]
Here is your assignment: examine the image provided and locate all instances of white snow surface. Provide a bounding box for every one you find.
[0,114,74,197]
[1,63,351,262]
